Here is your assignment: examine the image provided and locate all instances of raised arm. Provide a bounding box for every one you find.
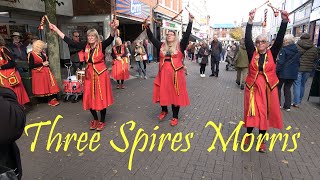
[271,10,289,61]
[146,27,161,50]
[102,34,115,51]
[180,21,193,52]
[245,9,256,63]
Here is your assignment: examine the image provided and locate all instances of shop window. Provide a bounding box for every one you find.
[314,23,319,45]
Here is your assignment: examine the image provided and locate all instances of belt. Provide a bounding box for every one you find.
[164,59,171,62]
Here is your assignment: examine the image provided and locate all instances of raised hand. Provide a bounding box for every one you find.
[189,13,194,22]
[280,10,289,21]
[249,9,256,21]
[49,24,58,32]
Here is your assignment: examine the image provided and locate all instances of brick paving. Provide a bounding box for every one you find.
[17,59,320,180]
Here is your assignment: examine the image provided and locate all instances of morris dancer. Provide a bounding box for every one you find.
[50,20,118,131]
[145,13,193,126]
[0,35,29,106]
[111,37,129,89]
[28,40,59,106]
[244,9,288,152]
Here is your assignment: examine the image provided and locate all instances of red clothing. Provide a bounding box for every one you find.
[83,43,114,110]
[153,45,190,106]
[111,45,129,80]
[0,47,29,105]
[28,51,59,96]
[244,50,282,130]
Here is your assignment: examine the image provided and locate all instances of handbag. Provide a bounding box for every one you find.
[197,57,203,64]
[142,54,148,61]
[148,54,153,61]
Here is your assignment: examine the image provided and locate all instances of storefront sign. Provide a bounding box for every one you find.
[162,19,181,31]
[116,0,150,19]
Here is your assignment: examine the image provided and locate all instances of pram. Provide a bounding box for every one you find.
[63,62,84,103]
[225,55,236,71]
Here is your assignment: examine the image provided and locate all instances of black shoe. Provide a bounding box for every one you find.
[236,81,240,86]
[209,74,215,77]
[240,85,244,90]
[215,74,218,77]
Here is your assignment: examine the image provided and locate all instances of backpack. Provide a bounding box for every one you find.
[0,87,26,144]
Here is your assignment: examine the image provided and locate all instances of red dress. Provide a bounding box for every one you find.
[28,51,60,96]
[244,50,283,130]
[83,42,114,111]
[111,45,129,80]
[153,45,190,106]
[0,47,30,105]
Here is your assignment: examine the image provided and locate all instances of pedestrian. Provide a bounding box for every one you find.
[50,20,118,131]
[210,35,222,77]
[276,34,300,111]
[0,35,30,106]
[8,32,27,62]
[292,33,318,108]
[111,37,129,89]
[69,31,85,75]
[145,13,193,126]
[134,41,147,79]
[0,86,26,180]
[198,42,210,77]
[124,41,132,67]
[234,38,249,90]
[243,9,289,152]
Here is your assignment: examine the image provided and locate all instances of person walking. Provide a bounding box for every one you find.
[198,42,210,77]
[210,35,222,77]
[276,34,300,111]
[234,38,249,90]
[292,33,318,108]
[134,41,147,79]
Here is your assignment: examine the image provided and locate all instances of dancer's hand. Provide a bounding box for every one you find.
[189,13,194,23]
[249,9,256,22]
[49,24,58,32]
[280,10,289,21]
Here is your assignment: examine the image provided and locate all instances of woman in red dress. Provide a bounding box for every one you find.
[28,40,60,106]
[50,21,118,131]
[244,9,289,152]
[145,13,193,126]
[111,37,129,89]
[0,35,29,106]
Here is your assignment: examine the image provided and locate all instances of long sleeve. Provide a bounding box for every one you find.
[111,47,116,59]
[245,23,255,63]
[28,53,42,69]
[180,22,192,52]
[146,27,162,50]
[0,48,16,69]
[102,35,115,51]
[63,36,87,50]
[276,48,286,73]
[271,21,288,61]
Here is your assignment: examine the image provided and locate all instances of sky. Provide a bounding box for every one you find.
[207,0,270,25]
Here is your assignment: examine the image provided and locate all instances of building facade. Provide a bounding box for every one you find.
[310,0,320,46]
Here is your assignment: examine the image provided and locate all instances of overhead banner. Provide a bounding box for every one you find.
[116,0,150,19]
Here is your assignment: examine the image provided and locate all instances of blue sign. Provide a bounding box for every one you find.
[116,0,150,19]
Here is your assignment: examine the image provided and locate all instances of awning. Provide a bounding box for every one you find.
[189,34,202,42]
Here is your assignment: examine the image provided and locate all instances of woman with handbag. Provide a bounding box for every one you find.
[134,41,147,79]
[145,13,193,126]
[198,42,210,77]
[111,37,129,89]
[28,40,60,106]
[0,35,29,106]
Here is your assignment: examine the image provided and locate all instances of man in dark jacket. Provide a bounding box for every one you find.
[276,34,300,111]
[293,33,318,107]
[210,35,222,77]
[69,31,84,74]
[0,86,26,180]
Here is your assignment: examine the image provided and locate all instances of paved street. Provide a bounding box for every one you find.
[18,59,320,180]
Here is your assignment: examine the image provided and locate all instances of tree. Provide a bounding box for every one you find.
[230,27,243,41]
[41,0,64,91]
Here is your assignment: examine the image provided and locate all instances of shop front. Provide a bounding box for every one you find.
[310,1,320,46]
